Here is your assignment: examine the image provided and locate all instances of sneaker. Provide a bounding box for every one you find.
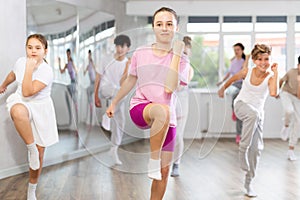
[287,150,297,161]
[232,111,237,121]
[280,126,290,141]
[110,147,122,165]
[170,163,180,177]
[235,135,241,144]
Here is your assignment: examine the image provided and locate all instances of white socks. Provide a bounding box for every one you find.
[27,183,37,200]
[148,159,161,180]
[110,146,122,165]
[27,143,40,170]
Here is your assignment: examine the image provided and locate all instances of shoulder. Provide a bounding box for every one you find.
[15,57,26,65]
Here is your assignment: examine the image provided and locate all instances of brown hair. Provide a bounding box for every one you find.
[251,44,271,60]
[152,7,179,27]
[26,33,48,50]
[183,36,192,47]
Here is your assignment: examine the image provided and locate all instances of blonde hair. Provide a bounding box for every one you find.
[251,44,271,60]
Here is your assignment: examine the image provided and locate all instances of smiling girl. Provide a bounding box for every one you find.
[218,44,278,197]
[0,34,58,200]
[106,7,189,200]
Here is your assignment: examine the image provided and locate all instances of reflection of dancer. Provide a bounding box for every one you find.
[94,35,131,165]
[84,50,96,113]
[278,55,300,161]
[171,36,194,177]
[217,43,248,144]
[106,7,189,199]
[0,34,59,200]
[60,48,78,103]
[218,44,278,197]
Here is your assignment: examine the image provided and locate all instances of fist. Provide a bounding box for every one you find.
[26,57,38,70]
[270,63,278,72]
[173,40,184,56]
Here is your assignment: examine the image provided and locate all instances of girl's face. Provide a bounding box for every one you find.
[253,53,270,72]
[26,38,47,63]
[234,46,243,58]
[153,11,178,44]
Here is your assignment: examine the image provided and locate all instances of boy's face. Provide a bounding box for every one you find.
[115,44,129,57]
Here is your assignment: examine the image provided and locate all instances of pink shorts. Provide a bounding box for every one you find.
[129,103,176,152]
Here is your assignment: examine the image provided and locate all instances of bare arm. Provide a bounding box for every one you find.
[22,58,47,97]
[268,63,279,97]
[218,67,248,98]
[297,75,300,99]
[0,71,16,94]
[94,73,102,107]
[107,75,137,117]
[165,40,184,93]
[120,58,131,86]
[216,72,230,86]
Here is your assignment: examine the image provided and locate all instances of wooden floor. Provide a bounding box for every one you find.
[1,138,299,200]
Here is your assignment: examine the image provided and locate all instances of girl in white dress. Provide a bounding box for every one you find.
[0,34,59,200]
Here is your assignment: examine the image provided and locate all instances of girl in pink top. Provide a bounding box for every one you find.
[106,7,189,200]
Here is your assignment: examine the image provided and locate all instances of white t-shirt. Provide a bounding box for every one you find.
[96,55,128,93]
[14,57,53,100]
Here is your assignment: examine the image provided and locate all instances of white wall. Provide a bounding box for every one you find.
[0,1,28,177]
[184,89,284,139]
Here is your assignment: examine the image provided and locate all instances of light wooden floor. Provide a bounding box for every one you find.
[1,138,299,200]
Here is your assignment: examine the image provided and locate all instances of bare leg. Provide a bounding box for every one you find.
[143,104,170,160]
[10,104,34,144]
[150,151,173,200]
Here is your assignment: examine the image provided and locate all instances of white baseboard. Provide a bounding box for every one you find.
[0,137,139,180]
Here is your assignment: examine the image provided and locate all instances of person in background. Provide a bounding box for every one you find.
[84,49,96,121]
[0,34,59,200]
[94,35,131,165]
[217,43,248,144]
[171,36,194,177]
[278,55,300,161]
[60,48,78,103]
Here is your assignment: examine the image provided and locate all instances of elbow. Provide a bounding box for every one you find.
[22,92,32,97]
[270,91,278,97]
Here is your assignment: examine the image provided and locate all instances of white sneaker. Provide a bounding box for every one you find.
[287,150,297,161]
[280,126,290,141]
[110,147,122,165]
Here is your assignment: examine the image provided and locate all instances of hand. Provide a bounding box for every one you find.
[172,40,185,56]
[218,86,225,98]
[26,57,38,70]
[106,103,115,118]
[270,63,278,73]
[0,85,7,94]
[95,95,102,108]
[216,81,223,87]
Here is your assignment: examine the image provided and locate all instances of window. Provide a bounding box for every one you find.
[189,34,219,88]
[187,17,220,33]
[222,16,252,32]
[255,16,287,32]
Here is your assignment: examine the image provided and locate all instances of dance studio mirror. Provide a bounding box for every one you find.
[27,0,116,164]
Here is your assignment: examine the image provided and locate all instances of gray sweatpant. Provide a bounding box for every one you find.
[234,101,264,182]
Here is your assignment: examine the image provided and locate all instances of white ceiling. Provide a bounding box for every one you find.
[27,0,102,27]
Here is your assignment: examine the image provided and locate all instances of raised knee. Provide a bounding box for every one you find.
[247,110,259,121]
[10,104,29,121]
[154,105,170,124]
